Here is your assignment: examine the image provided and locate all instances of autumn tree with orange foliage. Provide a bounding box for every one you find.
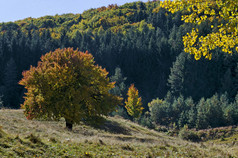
[125,84,143,119]
[19,48,121,130]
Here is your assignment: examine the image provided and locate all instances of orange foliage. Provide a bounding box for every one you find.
[19,48,122,125]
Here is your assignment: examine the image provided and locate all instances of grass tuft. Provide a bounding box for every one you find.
[121,144,134,151]
[26,133,43,145]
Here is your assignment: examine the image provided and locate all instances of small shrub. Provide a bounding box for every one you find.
[156,126,168,132]
[110,106,129,119]
[167,129,178,136]
[179,125,200,142]
[197,131,207,141]
[140,115,154,129]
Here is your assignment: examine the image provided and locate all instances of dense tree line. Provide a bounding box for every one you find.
[147,92,238,129]
[0,1,237,128]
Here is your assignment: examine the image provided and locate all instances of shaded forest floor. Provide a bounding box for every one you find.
[0,109,237,157]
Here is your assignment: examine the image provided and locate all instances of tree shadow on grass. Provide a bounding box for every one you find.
[92,119,131,135]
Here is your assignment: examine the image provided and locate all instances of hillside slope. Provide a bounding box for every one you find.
[0,109,237,157]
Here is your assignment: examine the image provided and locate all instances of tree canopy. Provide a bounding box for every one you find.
[159,0,238,60]
[19,48,121,129]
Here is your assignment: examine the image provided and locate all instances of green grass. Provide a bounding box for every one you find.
[0,109,238,157]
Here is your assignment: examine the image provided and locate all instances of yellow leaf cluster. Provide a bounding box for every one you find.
[159,0,238,60]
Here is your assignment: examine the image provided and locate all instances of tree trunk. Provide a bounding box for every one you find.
[66,119,73,130]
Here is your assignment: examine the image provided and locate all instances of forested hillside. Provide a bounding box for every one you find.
[0,0,238,118]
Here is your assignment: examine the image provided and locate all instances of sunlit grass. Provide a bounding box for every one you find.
[0,109,237,157]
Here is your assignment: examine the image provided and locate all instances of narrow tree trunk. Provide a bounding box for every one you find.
[66,119,73,130]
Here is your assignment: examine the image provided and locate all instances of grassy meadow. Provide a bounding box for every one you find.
[0,109,237,157]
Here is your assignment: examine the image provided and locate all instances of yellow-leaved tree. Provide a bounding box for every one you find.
[158,0,238,60]
[19,48,122,130]
[125,84,143,119]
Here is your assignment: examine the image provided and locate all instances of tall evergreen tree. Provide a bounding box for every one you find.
[178,97,195,128]
[224,93,238,125]
[168,52,186,96]
[196,98,209,129]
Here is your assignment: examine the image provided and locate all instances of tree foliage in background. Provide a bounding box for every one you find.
[3,58,19,108]
[159,0,238,60]
[149,98,170,126]
[168,52,185,96]
[19,48,121,129]
[109,67,129,118]
[148,92,238,129]
[110,67,127,98]
[125,84,143,119]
